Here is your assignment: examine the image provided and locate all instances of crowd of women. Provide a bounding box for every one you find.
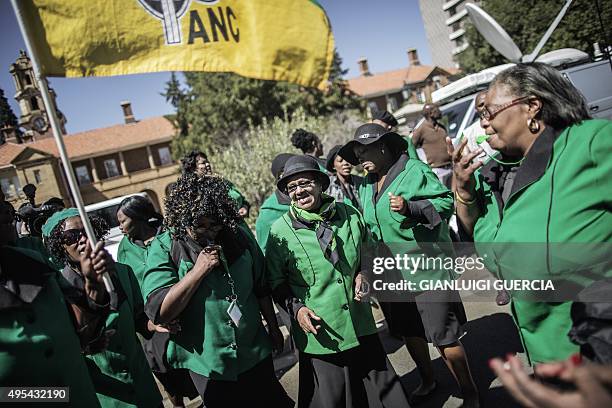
[1,62,611,408]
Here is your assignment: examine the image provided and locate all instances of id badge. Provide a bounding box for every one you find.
[227,299,242,327]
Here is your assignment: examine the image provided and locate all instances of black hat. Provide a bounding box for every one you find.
[270,153,295,180]
[277,155,330,193]
[338,123,408,165]
[372,110,398,127]
[325,145,344,172]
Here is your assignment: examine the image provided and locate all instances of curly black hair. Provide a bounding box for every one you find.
[291,129,320,154]
[164,173,241,239]
[180,150,209,174]
[45,215,110,267]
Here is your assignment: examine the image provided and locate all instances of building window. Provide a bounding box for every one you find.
[455,37,465,47]
[158,147,172,166]
[0,176,21,199]
[25,73,32,85]
[452,22,461,32]
[75,165,91,185]
[33,170,42,184]
[103,159,121,178]
[31,97,40,111]
[367,101,379,115]
[387,96,398,112]
[417,89,426,103]
[448,6,456,16]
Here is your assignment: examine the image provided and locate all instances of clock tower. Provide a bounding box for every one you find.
[9,50,66,143]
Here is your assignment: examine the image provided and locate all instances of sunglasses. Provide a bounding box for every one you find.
[286,180,316,194]
[479,96,530,121]
[62,228,86,245]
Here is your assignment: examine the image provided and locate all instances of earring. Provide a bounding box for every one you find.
[527,118,540,134]
[381,148,385,154]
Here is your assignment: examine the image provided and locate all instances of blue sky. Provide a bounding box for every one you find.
[0,0,431,134]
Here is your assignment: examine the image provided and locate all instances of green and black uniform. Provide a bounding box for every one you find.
[266,195,409,407]
[117,233,198,399]
[360,152,466,345]
[0,246,102,407]
[142,227,292,407]
[472,120,612,363]
[58,261,161,407]
[255,190,291,252]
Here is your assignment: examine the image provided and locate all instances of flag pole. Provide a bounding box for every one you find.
[11,0,116,298]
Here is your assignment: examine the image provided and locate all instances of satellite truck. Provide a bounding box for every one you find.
[405,0,612,143]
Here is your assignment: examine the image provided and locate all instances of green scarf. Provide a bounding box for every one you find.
[289,194,339,265]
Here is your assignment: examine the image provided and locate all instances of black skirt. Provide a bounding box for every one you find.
[188,355,294,408]
[380,290,467,347]
[298,334,409,408]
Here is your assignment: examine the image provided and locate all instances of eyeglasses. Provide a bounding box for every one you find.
[62,228,86,245]
[479,96,530,121]
[286,180,315,194]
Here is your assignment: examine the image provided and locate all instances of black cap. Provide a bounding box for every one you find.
[277,155,330,193]
[338,123,407,165]
[372,110,398,127]
[270,153,295,180]
[325,145,343,172]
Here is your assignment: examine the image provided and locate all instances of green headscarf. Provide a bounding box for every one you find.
[42,208,80,238]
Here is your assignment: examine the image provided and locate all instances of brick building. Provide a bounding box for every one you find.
[346,49,459,127]
[0,109,179,211]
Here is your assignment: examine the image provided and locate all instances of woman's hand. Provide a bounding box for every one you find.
[147,319,181,334]
[388,193,406,214]
[446,137,483,200]
[80,241,111,304]
[193,247,220,276]
[269,326,285,353]
[354,272,370,302]
[489,354,612,408]
[296,306,321,335]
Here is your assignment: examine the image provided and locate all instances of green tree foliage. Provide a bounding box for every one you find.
[0,87,20,143]
[165,50,362,158]
[208,108,364,222]
[457,0,612,73]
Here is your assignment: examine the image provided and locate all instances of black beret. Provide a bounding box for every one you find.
[372,110,398,127]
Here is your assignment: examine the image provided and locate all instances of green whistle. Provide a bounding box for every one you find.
[476,134,490,145]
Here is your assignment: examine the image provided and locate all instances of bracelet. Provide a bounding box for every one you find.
[455,191,477,206]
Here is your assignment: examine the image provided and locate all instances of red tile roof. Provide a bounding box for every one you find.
[0,143,27,167]
[347,65,459,97]
[28,116,176,160]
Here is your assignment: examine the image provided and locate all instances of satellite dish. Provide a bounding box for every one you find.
[465,3,523,62]
[465,1,575,63]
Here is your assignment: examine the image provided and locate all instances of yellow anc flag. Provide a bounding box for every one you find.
[19,0,335,90]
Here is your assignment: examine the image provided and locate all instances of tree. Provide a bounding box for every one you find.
[457,0,612,73]
[0,87,20,143]
[166,50,362,158]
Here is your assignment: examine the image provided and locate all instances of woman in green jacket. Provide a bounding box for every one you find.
[266,155,409,408]
[449,62,612,364]
[339,124,479,407]
[43,209,162,408]
[0,207,108,407]
[255,153,294,251]
[181,150,251,218]
[142,174,292,407]
[116,195,198,407]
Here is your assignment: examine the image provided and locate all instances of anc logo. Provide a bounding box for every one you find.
[138,0,220,45]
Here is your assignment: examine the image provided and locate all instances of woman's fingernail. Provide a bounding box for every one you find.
[570,353,582,365]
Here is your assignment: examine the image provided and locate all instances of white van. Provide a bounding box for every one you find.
[410,54,612,146]
[85,192,148,260]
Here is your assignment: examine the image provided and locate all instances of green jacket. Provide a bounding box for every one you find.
[472,119,612,363]
[266,202,378,355]
[117,234,158,285]
[228,181,250,212]
[142,229,272,380]
[256,191,290,252]
[360,153,455,283]
[59,263,161,408]
[0,246,101,408]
